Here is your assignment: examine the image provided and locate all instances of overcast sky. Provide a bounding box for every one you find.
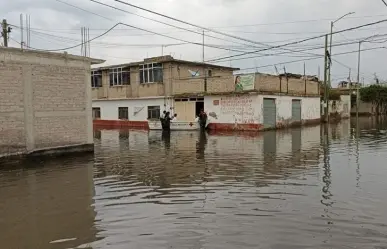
[2,0,387,85]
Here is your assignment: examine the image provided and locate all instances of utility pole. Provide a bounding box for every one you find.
[202,30,205,62]
[203,30,207,92]
[324,34,329,123]
[328,12,355,88]
[356,41,361,120]
[1,19,10,47]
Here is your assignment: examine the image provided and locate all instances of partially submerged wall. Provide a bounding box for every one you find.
[0,47,103,158]
[204,93,320,131]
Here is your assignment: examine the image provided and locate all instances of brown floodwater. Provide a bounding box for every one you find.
[1,117,387,249]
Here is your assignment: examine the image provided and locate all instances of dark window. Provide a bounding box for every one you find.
[140,63,163,83]
[207,69,212,77]
[147,106,160,119]
[92,107,101,119]
[118,107,129,120]
[109,67,130,86]
[91,71,102,88]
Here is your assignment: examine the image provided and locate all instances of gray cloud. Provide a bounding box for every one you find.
[1,0,387,84]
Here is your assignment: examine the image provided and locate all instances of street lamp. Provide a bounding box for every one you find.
[328,12,355,87]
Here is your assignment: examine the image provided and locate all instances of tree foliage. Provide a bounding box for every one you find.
[360,85,387,113]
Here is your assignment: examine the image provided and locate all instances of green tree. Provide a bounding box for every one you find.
[360,85,387,114]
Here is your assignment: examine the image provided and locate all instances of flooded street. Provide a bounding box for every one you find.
[1,118,387,249]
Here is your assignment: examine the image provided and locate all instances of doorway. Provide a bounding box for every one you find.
[195,100,204,117]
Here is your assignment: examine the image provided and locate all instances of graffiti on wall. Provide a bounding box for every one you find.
[220,95,257,123]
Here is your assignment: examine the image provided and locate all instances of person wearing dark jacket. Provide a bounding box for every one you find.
[160,110,167,129]
[163,112,172,131]
[198,109,207,130]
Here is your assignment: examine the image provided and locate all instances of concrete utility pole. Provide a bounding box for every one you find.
[324,34,329,123]
[1,19,10,47]
[328,12,355,87]
[356,41,361,120]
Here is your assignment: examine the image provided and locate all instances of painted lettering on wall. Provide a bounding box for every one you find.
[220,95,257,123]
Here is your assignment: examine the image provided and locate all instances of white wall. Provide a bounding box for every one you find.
[204,94,320,124]
[93,97,172,121]
[328,95,351,118]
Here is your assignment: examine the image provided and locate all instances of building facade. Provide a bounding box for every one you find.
[0,47,104,158]
[92,56,321,131]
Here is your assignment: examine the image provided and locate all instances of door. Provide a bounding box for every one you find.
[291,99,302,122]
[174,100,196,121]
[263,98,276,129]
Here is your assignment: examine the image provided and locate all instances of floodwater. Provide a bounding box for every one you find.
[1,118,387,249]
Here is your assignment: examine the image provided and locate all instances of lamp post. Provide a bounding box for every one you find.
[328,12,355,87]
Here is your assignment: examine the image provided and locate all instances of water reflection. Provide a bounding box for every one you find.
[0,157,98,249]
[2,118,387,249]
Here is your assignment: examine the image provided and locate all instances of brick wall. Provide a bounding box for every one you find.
[0,47,97,155]
[0,63,26,154]
[32,65,89,149]
[255,73,319,95]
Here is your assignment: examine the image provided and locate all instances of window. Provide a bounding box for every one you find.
[92,107,101,119]
[118,107,129,120]
[109,67,130,86]
[140,63,163,83]
[207,69,212,77]
[147,106,160,119]
[91,70,102,88]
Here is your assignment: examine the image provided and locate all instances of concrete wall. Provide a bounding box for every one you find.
[92,62,235,99]
[93,97,172,121]
[329,95,351,118]
[351,100,377,116]
[204,94,320,129]
[0,47,98,156]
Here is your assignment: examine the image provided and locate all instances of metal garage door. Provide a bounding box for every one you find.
[292,99,302,122]
[263,98,276,129]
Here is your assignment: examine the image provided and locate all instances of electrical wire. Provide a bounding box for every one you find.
[57,0,261,50]
[212,35,387,63]
[97,0,303,52]
[236,46,386,71]
[207,19,387,63]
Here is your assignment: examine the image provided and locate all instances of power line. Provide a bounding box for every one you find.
[212,35,387,63]
[100,0,296,51]
[382,0,387,7]
[57,0,260,50]
[236,46,386,71]
[207,18,387,63]
[93,0,334,59]
[11,21,251,53]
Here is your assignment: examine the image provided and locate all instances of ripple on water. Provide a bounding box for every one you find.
[1,120,387,249]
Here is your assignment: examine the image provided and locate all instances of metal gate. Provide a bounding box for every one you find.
[291,99,302,122]
[263,98,276,128]
[174,99,196,121]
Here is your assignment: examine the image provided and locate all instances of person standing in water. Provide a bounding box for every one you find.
[163,112,172,131]
[172,113,178,122]
[160,110,166,129]
[198,109,207,130]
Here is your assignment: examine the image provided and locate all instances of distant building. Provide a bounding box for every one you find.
[0,47,104,158]
[337,80,362,89]
[92,56,321,131]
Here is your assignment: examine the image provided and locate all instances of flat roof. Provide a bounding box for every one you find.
[0,47,105,65]
[93,55,239,71]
